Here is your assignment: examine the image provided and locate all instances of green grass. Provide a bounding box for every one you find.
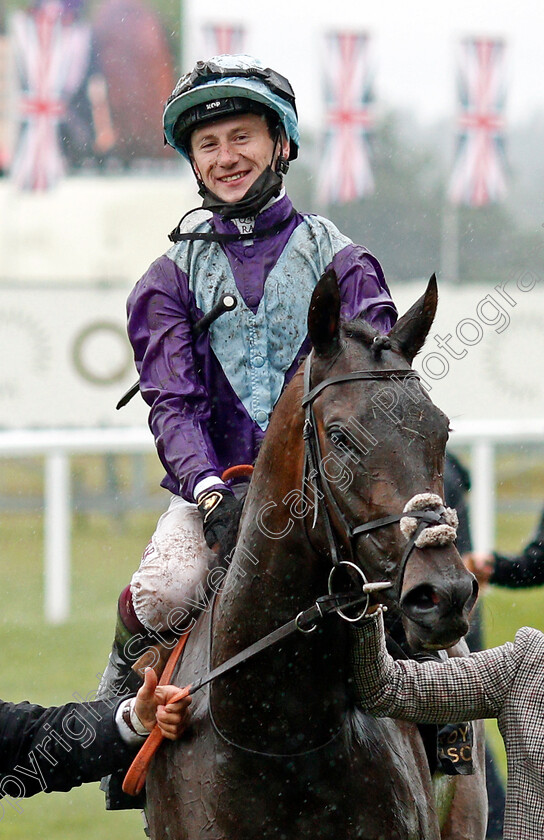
[476,509,544,782]
[1,453,544,835]
[1,510,158,839]
[483,508,544,650]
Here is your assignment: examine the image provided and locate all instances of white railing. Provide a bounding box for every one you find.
[1,428,154,624]
[1,420,544,624]
[449,418,544,553]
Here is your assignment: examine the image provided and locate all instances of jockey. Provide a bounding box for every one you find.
[98,53,398,807]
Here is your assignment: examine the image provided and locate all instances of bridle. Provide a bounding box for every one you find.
[301,350,452,616]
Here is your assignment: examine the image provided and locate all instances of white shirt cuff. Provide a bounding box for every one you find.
[115,698,149,745]
[193,475,226,501]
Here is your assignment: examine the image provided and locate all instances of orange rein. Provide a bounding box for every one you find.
[122,632,191,796]
[220,464,254,482]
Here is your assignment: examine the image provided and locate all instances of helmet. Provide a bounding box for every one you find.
[163,54,299,162]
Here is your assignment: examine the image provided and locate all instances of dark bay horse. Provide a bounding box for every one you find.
[146,273,487,839]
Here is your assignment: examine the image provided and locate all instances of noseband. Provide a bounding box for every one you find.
[301,351,456,610]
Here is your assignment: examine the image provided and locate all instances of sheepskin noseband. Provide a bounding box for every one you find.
[400,493,458,549]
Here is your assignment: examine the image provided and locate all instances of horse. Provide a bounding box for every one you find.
[145,272,487,839]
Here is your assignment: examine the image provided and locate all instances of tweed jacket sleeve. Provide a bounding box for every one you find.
[351,613,544,840]
[350,610,524,724]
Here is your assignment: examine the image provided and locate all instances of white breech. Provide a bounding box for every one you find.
[130,494,216,634]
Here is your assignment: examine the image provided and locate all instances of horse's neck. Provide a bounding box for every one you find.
[210,478,348,750]
[218,500,319,634]
[214,397,326,641]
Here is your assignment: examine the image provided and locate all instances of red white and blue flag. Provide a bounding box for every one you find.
[10,1,91,191]
[202,23,245,57]
[318,31,375,206]
[0,34,12,172]
[449,38,508,206]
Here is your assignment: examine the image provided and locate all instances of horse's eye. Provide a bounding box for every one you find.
[329,428,354,452]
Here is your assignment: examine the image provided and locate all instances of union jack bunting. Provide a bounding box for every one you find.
[449,38,507,206]
[202,23,245,57]
[318,31,375,206]
[10,1,92,191]
[0,34,12,171]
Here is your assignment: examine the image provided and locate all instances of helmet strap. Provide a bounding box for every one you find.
[275,155,289,175]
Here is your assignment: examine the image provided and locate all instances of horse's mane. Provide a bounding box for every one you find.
[343,318,393,358]
[342,318,378,347]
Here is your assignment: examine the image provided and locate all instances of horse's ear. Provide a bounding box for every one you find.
[388,274,438,364]
[308,269,341,357]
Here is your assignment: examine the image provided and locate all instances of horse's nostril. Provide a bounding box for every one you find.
[402,584,440,613]
[402,575,479,619]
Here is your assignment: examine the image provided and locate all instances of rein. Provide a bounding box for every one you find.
[196,590,370,695]
[122,588,376,794]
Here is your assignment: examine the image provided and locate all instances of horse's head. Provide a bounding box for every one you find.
[305,270,478,650]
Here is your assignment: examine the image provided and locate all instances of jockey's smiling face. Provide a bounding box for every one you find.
[190,113,289,205]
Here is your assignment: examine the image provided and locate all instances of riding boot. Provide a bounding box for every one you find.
[96,613,146,702]
[97,587,149,811]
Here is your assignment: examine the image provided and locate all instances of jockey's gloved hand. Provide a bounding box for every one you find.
[197,487,241,550]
